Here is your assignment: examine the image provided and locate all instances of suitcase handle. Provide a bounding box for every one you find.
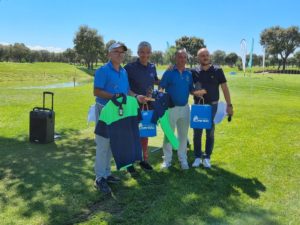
[43,92,54,110]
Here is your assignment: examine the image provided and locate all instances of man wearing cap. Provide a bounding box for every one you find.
[124,41,159,172]
[191,48,234,169]
[93,42,142,193]
[159,49,206,170]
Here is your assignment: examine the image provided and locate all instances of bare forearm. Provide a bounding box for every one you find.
[94,88,114,100]
[221,83,231,104]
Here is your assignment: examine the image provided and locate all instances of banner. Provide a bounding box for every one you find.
[247,38,254,68]
[240,39,247,75]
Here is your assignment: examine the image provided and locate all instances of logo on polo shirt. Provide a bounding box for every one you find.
[150,73,154,78]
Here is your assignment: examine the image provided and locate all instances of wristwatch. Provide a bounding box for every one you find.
[227,104,233,108]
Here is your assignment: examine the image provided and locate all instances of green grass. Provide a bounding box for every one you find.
[0,62,299,225]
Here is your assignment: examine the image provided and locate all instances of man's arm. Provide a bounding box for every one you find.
[221,83,233,115]
[94,88,114,99]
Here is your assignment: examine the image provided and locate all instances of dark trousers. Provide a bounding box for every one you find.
[193,103,218,159]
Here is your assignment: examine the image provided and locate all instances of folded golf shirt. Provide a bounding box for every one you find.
[150,92,179,150]
[95,94,142,169]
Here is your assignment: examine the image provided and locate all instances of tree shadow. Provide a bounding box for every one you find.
[73,147,279,225]
[0,136,279,225]
[76,66,95,77]
[0,128,111,225]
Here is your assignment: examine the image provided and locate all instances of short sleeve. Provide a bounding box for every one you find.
[159,71,169,89]
[94,68,107,89]
[217,68,227,84]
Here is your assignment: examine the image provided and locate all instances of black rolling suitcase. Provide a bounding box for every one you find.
[29,91,55,143]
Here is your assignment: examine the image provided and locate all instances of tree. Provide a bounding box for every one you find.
[164,45,176,65]
[225,52,238,67]
[294,51,300,68]
[150,51,164,65]
[74,25,105,69]
[63,48,77,64]
[123,48,133,64]
[260,26,300,71]
[175,36,206,67]
[102,40,117,62]
[211,50,226,65]
[11,43,30,62]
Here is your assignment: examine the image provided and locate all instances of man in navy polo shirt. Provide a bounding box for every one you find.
[159,49,206,170]
[191,48,234,169]
[93,42,130,194]
[125,41,159,172]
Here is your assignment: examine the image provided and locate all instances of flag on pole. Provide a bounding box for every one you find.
[240,39,247,76]
[247,38,254,68]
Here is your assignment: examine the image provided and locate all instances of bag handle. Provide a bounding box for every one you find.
[43,91,54,110]
[197,96,205,105]
[141,103,149,111]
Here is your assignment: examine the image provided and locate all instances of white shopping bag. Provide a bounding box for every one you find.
[214,101,227,124]
[87,104,96,125]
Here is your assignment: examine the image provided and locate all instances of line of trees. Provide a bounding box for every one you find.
[1,25,299,70]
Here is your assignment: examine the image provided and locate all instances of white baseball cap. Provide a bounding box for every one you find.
[108,42,127,52]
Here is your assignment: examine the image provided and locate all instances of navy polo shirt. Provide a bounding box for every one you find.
[159,67,194,106]
[191,65,227,104]
[94,61,129,105]
[124,59,158,96]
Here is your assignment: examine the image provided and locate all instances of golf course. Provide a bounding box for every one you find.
[0,62,299,225]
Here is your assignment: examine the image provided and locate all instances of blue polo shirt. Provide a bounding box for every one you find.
[124,59,158,96]
[94,61,129,105]
[159,67,194,106]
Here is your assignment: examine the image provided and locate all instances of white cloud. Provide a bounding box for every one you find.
[0,41,65,53]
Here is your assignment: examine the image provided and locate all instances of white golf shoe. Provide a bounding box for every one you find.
[192,158,202,167]
[203,158,211,168]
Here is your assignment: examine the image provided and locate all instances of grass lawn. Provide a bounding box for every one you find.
[0,62,299,225]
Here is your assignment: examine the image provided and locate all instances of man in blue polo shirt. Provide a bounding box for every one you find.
[125,41,159,172]
[93,42,130,194]
[159,49,206,170]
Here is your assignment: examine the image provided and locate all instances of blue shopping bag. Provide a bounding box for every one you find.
[190,98,212,129]
[139,105,157,137]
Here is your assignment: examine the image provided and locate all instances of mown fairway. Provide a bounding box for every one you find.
[0,62,299,225]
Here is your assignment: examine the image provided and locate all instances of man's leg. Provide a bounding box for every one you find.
[193,128,203,158]
[94,103,112,193]
[162,107,177,167]
[176,105,190,169]
[140,137,149,161]
[95,135,111,180]
[204,103,218,159]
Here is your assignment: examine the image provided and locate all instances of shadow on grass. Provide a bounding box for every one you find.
[0,136,278,225]
[71,147,279,225]
[0,129,106,225]
[77,67,95,77]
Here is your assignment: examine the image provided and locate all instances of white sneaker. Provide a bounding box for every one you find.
[161,161,171,169]
[181,161,189,170]
[192,158,202,167]
[203,158,211,168]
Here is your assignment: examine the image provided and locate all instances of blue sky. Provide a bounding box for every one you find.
[0,0,299,55]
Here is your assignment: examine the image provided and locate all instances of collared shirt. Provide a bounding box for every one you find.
[94,61,129,105]
[124,59,158,96]
[191,65,227,104]
[159,67,194,106]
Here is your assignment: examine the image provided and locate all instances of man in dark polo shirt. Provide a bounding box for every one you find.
[191,48,234,168]
[124,41,159,172]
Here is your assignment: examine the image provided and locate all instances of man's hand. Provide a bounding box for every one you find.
[226,104,233,116]
[136,95,148,104]
[193,89,207,97]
